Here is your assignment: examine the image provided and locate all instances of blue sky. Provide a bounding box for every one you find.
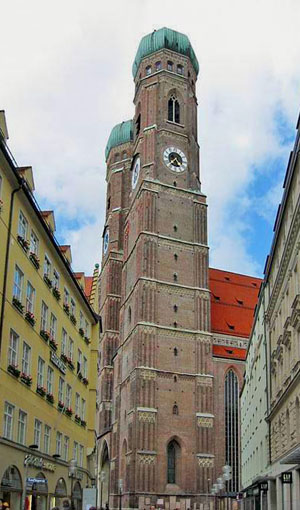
[2,0,300,277]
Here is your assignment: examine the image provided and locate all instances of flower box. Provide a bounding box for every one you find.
[65,407,73,417]
[84,336,91,345]
[82,377,89,386]
[75,414,81,424]
[80,419,86,428]
[46,393,54,404]
[29,252,40,269]
[36,386,46,397]
[52,287,61,301]
[61,353,68,363]
[58,401,65,411]
[77,371,83,380]
[63,303,70,315]
[12,297,24,314]
[17,235,29,252]
[40,330,50,342]
[7,364,20,378]
[25,311,35,326]
[68,359,75,371]
[70,314,77,325]
[49,338,58,351]
[43,275,52,289]
[20,373,32,386]
[79,328,84,337]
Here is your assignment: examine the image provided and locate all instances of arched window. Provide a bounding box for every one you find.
[114,153,120,163]
[174,347,178,356]
[225,369,239,493]
[145,65,152,76]
[173,403,178,415]
[128,306,132,323]
[155,61,162,71]
[168,95,180,124]
[122,151,127,160]
[167,440,180,483]
[167,61,173,71]
[177,64,184,75]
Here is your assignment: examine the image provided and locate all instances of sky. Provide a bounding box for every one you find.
[1,0,300,277]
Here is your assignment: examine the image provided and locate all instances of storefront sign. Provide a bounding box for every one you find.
[260,482,268,491]
[24,454,56,472]
[27,478,47,485]
[282,472,293,484]
[50,351,66,374]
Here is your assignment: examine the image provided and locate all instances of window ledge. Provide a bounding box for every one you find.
[166,120,185,129]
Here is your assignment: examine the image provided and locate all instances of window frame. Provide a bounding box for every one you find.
[25,281,35,314]
[30,229,39,255]
[34,418,42,449]
[8,329,19,366]
[17,409,27,445]
[4,402,14,440]
[13,265,24,301]
[22,342,31,376]
[18,211,28,239]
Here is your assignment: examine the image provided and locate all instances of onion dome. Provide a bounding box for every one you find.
[132,27,199,78]
[105,120,133,161]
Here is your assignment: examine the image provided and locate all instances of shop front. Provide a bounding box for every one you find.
[25,473,48,510]
[71,481,82,510]
[0,464,22,509]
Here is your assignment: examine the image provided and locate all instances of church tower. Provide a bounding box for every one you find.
[97,28,215,509]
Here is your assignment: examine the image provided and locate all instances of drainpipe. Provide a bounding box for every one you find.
[0,183,22,356]
[263,283,272,467]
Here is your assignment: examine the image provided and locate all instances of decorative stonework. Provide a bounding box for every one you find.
[197,455,214,468]
[138,407,157,423]
[213,335,248,349]
[196,413,214,428]
[196,376,213,387]
[140,369,157,380]
[138,453,156,465]
[196,335,211,344]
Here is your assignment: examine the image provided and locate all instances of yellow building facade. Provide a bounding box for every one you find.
[0,111,99,510]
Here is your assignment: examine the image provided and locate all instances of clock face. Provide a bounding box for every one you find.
[131,155,140,189]
[103,228,109,254]
[163,147,187,173]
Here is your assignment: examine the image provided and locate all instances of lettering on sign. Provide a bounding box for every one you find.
[24,454,56,472]
[50,351,66,374]
[282,472,293,484]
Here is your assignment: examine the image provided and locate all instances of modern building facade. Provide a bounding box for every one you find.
[0,111,99,510]
[96,28,261,510]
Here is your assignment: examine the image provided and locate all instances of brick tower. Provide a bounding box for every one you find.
[97,28,215,509]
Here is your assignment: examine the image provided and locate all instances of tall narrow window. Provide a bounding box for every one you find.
[167,61,174,71]
[37,357,45,388]
[13,266,24,301]
[61,328,67,355]
[22,342,31,376]
[66,384,72,409]
[26,282,35,313]
[50,313,57,340]
[167,440,180,483]
[53,269,60,290]
[41,301,48,332]
[135,114,141,137]
[47,367,54,395]
[30,230,39,255]
[168,95,180,124]
[4,403,14,440]
[34,419,42,449]
[17,410,27,445]
[177,64,184,75]
[56,431,62,455]
[73,441,78,462]
[18,211,28,239]
[145,65,152,76]
[8,329,19,366]
[225,370,239,493]
[44,255,51,278]
[58,377,65,404]
[63,436,69,461]
[44,425,51,454]
[68,338,74,361]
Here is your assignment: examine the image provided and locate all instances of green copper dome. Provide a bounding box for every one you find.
[132,27,199,78]
[105,120,133,161]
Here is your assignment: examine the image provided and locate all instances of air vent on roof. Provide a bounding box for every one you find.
[214,295,220,301]
[252,282,257,287]
[225,349,234,354]
[236,298,244,305]
[224,276,230,281]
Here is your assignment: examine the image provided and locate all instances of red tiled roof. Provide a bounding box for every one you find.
[59,245,70,253]
[209,268,262,338]
[84,276,93,299]
[212,345,247,360]
[74,272,84,279]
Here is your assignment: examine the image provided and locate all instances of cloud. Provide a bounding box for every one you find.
[1,0,300,274]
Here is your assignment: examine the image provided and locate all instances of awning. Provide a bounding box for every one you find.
[280,446,300,464]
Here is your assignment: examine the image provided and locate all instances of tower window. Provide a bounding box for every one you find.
[174,347,178,356]
[114,153,120,162]
[122,151,127,160]
[174,253,178,261]
[145,65,152,76]
[155,61,162,71]
[174,375,177,382]
[168,95,180,124]
[173,305,178,313]
[177,64,184,75]
[173,273,178,282]
[173,403,179,415]
[173,181,177,187]
[173,225,177,232]
[225,370,239,493]
[173,321,177,328]
[107,197,111,210]
[128,306,132,323]
[167,61,174,72]
[135,114,141,137]
[167,440,180,484]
